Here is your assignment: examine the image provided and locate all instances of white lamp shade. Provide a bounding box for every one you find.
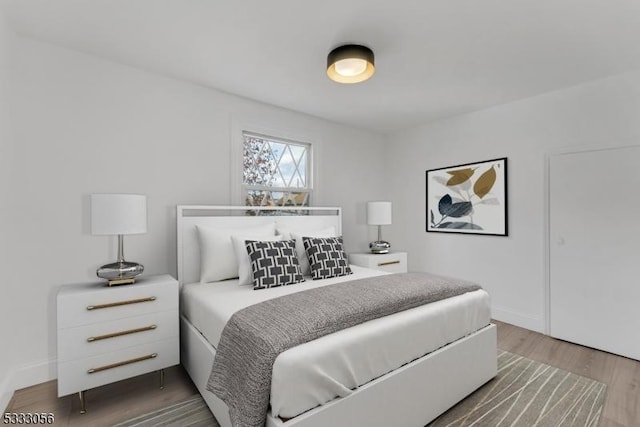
[91,194,147,235]
[367,201,392,225]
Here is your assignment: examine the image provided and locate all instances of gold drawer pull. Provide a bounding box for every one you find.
[87,325,157,342]
[87,353,157,374]
[87,296,156,311]
[378,260,401,267]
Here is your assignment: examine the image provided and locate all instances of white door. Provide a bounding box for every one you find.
[549,146,640,360]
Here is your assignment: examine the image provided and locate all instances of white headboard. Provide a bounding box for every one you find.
[176,205,342,285]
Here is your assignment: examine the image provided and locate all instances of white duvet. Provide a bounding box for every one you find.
[181,266,491,419]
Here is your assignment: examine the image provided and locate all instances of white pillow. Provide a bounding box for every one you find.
[285,226,336,275]
[232,234,283,285]
[196,222,276,283]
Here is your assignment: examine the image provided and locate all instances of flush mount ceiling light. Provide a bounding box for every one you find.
[327,44,375,84]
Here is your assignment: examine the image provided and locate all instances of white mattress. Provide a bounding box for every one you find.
[181,266,491,419]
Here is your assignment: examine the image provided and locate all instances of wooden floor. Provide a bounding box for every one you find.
[5,321,640,426]
[4,367,198,426]
[496,320,640,427]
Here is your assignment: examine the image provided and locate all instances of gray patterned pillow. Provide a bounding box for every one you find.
[303,236,353,280]
[246,239,305,290]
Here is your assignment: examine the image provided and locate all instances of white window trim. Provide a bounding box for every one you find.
[229,117,320,206]
[242,131,312,207]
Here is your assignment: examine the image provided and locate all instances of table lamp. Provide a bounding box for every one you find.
[91,194,147,285]
[367,201,392,254]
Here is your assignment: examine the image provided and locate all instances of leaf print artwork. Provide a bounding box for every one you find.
[473,166,496,199]
[426,158,507,235]
[437,222,483,230]
[446,168,475,186]
[432,194,474,228]
[477,197,499,205]
[442,199,473,218]
[438,194,452,215]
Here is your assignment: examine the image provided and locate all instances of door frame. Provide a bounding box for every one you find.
[544,144,640,335]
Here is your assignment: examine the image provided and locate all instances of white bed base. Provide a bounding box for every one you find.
[182,316,496,427]
[176,205,498,427]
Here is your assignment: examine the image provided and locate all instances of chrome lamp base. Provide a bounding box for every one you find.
[96,234,143,286]
[97,261,144,286]
[369,240,391,254]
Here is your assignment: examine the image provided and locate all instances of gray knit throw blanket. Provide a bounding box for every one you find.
[207,272,481,427]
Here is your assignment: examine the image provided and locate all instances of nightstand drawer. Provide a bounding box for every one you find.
[58,276,178,329]
[57,310,178,362]
[57,275,180,401]
[349,252,408,273]
[57,337,179,396]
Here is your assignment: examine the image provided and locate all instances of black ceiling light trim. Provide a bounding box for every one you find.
[327,44,375,84]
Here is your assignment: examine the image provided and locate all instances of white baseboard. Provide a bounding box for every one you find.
[492,305,544,333]
[12,358,57,391]
[0,358,57,412]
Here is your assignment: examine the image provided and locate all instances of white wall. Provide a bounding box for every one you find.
[0,7,18,411]
[3,35,387,395]
[385,70,640,332]
[8,11,640,407]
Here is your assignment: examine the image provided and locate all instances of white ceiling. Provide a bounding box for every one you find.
[2,0,640,134]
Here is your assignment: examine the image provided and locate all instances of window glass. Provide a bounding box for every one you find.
[242,132,311,207]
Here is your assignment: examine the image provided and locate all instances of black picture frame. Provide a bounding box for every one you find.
[426,157,508,236]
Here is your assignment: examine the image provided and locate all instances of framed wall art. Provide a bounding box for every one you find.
[426,157,508,236]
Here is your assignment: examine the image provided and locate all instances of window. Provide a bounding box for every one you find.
[242,132,312,207]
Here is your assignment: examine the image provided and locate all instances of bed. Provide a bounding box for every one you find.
[177,205,497,427]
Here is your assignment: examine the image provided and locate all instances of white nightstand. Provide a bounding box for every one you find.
[349,252,408,273]
[57,274,179,413]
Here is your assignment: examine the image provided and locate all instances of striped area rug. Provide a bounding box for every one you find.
[112,396,219,427]
[114,351,606,427]
[428,351,606,426]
